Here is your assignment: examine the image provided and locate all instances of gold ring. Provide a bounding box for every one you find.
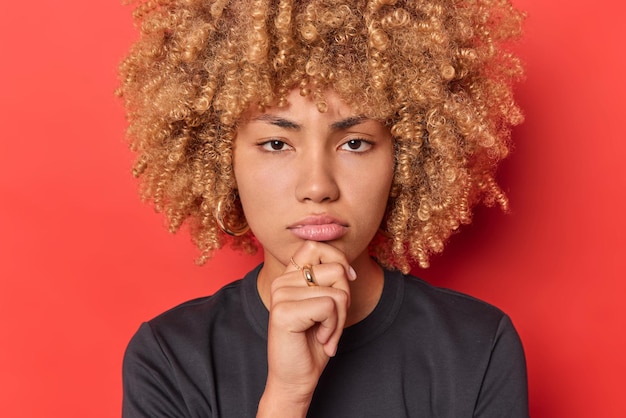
[302,264,317,287]
[290,257,301,270]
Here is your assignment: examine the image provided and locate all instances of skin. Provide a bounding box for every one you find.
[233,88,395,417]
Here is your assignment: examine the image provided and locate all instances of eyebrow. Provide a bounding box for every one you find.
[331,116,368,131]
[254,115,300,130]
[254,114,368,131]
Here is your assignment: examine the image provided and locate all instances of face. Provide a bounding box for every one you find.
[233,88,394,274]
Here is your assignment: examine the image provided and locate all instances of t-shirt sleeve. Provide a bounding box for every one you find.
[122,323,191,418]
[474,314,529,418]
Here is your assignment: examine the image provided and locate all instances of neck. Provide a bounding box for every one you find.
[344,255,384,326]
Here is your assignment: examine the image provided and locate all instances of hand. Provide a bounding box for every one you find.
[257,241,356,417]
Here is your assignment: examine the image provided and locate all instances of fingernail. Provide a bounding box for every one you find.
[349,266,357,280]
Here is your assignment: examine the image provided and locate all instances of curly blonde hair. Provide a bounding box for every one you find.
[117,0,524,273]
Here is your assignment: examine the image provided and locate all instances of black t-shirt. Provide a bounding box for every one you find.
[122,264,528,417]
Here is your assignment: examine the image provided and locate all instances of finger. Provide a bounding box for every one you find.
[271,266,351,308]
[270,285,349,358]
[288,241,357,281]
[272,297,341,339]
[314,300,345,358]
[271,285,349,334]
[277,262,353,297]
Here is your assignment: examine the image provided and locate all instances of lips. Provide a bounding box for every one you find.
[288,215,349,241]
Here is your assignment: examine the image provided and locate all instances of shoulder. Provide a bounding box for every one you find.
[393,274,530,416]
[126,262,267,353]
[386,270,528,413]
[125,278,245,354]
[405,273,505,318]
[150,278,244,329]
[121,278,254,417]
[387,269,518,346]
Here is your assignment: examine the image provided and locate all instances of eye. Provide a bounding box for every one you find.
[340,139,372,152]
[260,139,292,152]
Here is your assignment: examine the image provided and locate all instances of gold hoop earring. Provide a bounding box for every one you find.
[215,199,249,237]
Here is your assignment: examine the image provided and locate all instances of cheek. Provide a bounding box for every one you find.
[347,164,394,222]
[236,165,290,226]
[364,158,394,195]
[235,154,265,200]
[368,181,393,221]
[370,164,394,217]
[233,159,259,220]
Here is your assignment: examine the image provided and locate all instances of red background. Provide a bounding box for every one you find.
[1,1,624,416]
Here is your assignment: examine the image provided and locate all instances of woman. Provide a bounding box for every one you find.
[118,0,528,416]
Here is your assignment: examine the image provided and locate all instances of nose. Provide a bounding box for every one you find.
[294,149,340,203]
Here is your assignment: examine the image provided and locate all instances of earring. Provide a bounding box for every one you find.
[215,199,249,237]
